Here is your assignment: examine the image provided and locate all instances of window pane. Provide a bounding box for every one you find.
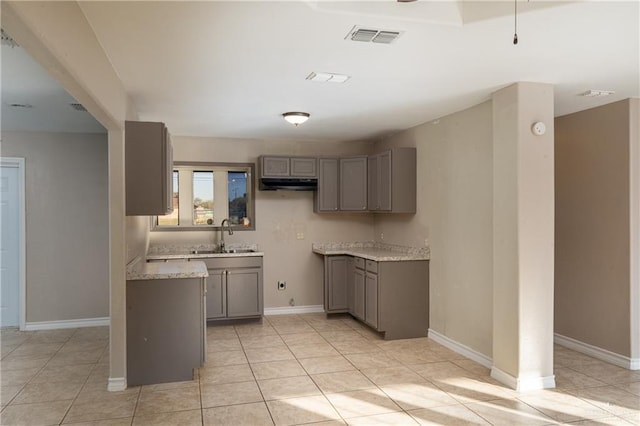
[193,171,214,225]
[157,171,179,226]
[228,171,248,225]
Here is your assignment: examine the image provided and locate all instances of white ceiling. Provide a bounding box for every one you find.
[3,1,639,141]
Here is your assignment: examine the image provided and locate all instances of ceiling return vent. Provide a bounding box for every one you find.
[345,26,403,44]
[69,103,88,112]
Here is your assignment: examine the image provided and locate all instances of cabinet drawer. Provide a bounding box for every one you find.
[354,257,365,270]
[365,260,378,274]
[198,256,262,270]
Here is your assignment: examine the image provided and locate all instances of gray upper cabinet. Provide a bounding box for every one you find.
[368,148,416,213]
[261,156,317,178]
[339,156,368,211]
[125,121,173,216]
[290,158,318,177]
[315,158,339,212]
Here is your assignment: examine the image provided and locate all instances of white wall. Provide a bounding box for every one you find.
[150,136,376,308]
[1,131,109,323]
[374,101,494,358]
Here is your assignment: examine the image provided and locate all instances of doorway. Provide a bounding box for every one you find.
[0,157,25,329]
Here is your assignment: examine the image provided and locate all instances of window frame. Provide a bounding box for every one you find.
[151,161,255,232]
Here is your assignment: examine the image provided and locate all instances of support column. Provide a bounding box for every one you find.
[492,82,556,391]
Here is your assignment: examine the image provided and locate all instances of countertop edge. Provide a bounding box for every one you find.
[127,259,209,281]
[312,248,429,262]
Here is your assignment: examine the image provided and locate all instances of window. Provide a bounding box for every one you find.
[153,162,254,231]
[157,171,179,226]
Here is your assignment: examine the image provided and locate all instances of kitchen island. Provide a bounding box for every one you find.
[313,242,429,340]
[126,258,208,386]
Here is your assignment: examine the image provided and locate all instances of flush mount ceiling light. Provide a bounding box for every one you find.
[282,112,310,126]
[306,72,350,83]
[579,89,615,98]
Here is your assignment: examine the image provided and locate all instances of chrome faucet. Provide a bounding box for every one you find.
[219,218,234,252]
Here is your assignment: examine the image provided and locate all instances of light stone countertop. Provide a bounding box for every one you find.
[146,243,263,260]
[312,241,429,261]
[126,257,208,280]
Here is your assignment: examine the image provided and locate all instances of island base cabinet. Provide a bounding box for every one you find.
[127,278,206,386]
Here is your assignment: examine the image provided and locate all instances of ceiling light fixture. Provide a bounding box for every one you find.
[579,89,615,97]
[306,72,350,83]
[282,112,310,126]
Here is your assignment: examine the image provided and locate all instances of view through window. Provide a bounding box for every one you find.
[155,162,254,230]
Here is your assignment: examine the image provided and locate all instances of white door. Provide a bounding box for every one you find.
[0,160,23,327]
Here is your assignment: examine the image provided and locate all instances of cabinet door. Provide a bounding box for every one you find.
[367,155,379,211]
[262,157,290,177]
[226,269,262,317]
[353,267,365,321]
[347,258,355,315]
[378,151,392,211]
[316,158,339,212]
[290,158,317,177]
[340,157,367,211]
[364,272,378,328]
[125,121,173,216]
[326,256,348,312]
[206,269,226,319]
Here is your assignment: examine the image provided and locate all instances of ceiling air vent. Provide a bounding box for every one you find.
[345,26,403,44]
[1,29,18,48]
[69,103,87,112]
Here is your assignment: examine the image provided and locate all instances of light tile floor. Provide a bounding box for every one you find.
[1,314,639,425]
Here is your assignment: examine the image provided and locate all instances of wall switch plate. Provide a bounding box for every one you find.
[278,281,286,290]
[296,232,304,240]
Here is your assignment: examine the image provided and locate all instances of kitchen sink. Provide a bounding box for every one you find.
[190,248,256,254]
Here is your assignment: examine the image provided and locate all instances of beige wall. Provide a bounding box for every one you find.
[374,101,494,358]
[150,136,376,308]
[3,0,134,387]
[555,99,632,357]
[1,131,109,322]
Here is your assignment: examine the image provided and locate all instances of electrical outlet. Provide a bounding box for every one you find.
[278,281,286,290]
[296,232,304,240]
[380,233,384,241]
[424,238,429,247]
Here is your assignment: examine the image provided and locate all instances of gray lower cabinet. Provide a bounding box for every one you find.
[353,265,365,321]
[127,277,206,385]
[324,256,349,312]
[364,270,378,328]
[199,256,263,320]
[327,255,429,340]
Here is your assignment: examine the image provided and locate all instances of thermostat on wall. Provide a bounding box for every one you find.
[531,121,546,136]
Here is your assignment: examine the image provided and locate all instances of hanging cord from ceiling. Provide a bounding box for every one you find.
[513,0,519,44]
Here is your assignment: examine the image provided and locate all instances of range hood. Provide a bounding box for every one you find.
[259,177,317,191]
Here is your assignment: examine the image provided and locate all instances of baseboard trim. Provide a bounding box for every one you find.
[555,333,639,370]
[264,305,325,316]
[108,377,127,392]
[24,317,110,331]
[427,328,493,368]
[490,367,555,391]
